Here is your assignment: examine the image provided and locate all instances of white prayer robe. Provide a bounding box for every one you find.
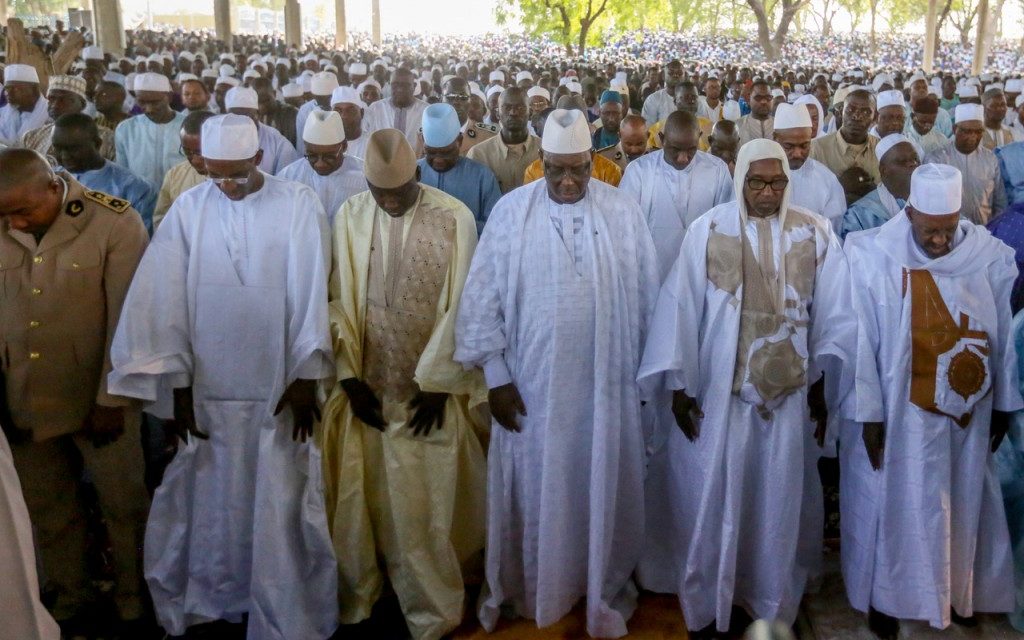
[114,112,188,190]
[276,155,366,226]
[344,133,369,161]
[0,430,61,640]
[842,215,1022,628]
[926,142,1008,225]
[641,89,674,126]
[637,201,856,631]
[620,150,734,281]
[107,175,339,640]
[789,158,847,232]
[455,179,661,638]
[364,98,428,146]
[255,122,299,175]
[0,95,47,145]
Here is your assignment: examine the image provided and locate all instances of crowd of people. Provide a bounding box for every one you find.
[6,22,1024,640]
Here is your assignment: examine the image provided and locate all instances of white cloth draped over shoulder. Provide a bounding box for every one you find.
[455,179,660,638]
[842,215,1023,628]
[107,176,339,640]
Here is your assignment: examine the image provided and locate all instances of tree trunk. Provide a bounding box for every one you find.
[981,0,1005,62]
[578,20,589,55]
[869,3,877,62]
[934,0,953,59]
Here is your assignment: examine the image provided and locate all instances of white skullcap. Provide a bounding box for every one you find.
[927,87,940,98]
[147,53,163,63]
[907,72,926,85]
[349,62,367,75]
[723,100,742,121]
[215,76,240,88]
[178,72,199,82]
[282,83,303,98]
[311,71,339,96]
[324,64,338,73]
[300,76,312,92]
[134,72,171,93]
[515,70,533,82]
[489,70,504,82]
[954,103,983,123]
[967,77,982,87]
[422,102,461,147]
[303,109,345,145]
[541,108,592,154]
[771,88,785,98]
[958,85,979,99]
[774,102,812,130]
[219,64,236,77]
[909,163,961,216]
[4,64,39,84]
[178,51,195,62]
[82,45,104,60]
[874,133,921,163]
[566,81,583,94]
[202,114,259,161]
[102,72,126,86]
[242,69,260,81]
[527,86,550,101]
[225,86,258,110]
[871,73,892,92]
[201,69,218,79]
[486,85,504,99]
[358,79,381,91]
[1016,94,1024,108]
[853,70,865,78]
[877,89,905,110]
[1006,78,1023,93]
[981,72,994,82]
[331,85,366,109]
[831,72,844,82]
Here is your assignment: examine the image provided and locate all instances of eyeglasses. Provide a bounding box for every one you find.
[207,175,251,185]
[746,177,789,192]
[444,93,470,102]
[305,151,342,163]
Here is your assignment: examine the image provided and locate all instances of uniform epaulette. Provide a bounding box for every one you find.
[83,190,131,213]
[474,122,499,133]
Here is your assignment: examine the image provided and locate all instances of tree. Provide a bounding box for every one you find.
[495,0,646,56]
[807,0,843,35]
[950,0,980,46]
[840,0,867,31]
[744,0,810,60]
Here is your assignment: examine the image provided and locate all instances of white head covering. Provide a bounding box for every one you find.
[134,72,171,93]
[541,108,592,154]
[909,163,961,215]
[331,85,366,109]
[723,100,742,122]
[1016,94,1024,108]
[1006,78,1023,93]
[527,86,550,101]
[735,140,792,308]
[954,103,983,123]
[486,85,504,99]
[219,63,236,78]
[489,70,504,83]
[515,70,533,83]
[82,45,105,61]
[793,94,824,137]
[422,102,461,147]
[877,89,906,110]
[871,73,892,92]
[349,62,367,75]
[178,72,199,83]
[201,68,218,79]
[959,85,979,99]
[225,86,258,110]
[311,71,339,96]
[566,81,583,95]
[773,102,812,130]
[303,110,346,145]
[875,133,922,163]
[202,114,259,160]
[282,83,303,98]
[216,76,240,88]
[4,64,39,84]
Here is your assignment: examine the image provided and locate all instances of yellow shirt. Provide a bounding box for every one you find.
[154,160,205,231]
[647,116,712,151]
[522,152,623,187]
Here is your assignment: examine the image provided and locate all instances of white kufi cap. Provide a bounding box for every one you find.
[723,100,742,121]
[773,102,812,130]
[488,70,504,82]
[303,110,346,145]
[134,72,171,93]
[909,163,961,216]
[877,89,905,110]
[331,85,366,109]
[541,108,592,154]
[311,71,339,96]
[527,86,550,101]
[202,114,260,160]
[959,85,979,98]
[282,83,303,98]
[874,133,921,163]
[4,64,39,84]
[954,103,983,123]
[225,86,258,110]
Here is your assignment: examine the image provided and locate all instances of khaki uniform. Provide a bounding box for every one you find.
[597,143,629,172]
[414,119,498,157]
[466,132,542,194]
[0,173,150,621]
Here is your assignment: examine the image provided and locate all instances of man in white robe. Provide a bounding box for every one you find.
[637,139,856,634]
[455,109,660,638]
[842,163,1022,638]
[0,65,48,146]
[295,72,337,156]
[773,103,846,231]
[363,68,428,146]
[276,110,365,227]
[842,134,922,239]
[114,73,187,188]
[620,110,734,281]
[107,114,339,640]
[225,86,299,175]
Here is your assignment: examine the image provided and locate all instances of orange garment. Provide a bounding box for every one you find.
[523,152,623,187]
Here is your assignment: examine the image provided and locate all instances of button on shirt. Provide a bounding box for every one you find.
[809,131,881,184]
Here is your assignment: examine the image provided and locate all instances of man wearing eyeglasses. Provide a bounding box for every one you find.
[441,76,496,156]
[153,111,213,232]
[638,139,855,637]
[363,67,428,147]
[108,114,339,639]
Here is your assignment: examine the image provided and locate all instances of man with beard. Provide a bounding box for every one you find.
[93,80,130,131]
[114,73,187,188]
[22,75,115,160]
[364,67,428,146]
[154,111,212,230]
[903,95,947,155]
[773,103,845,231]
[592,90,625,149]
[179,77,210,114]
[983,88,1014,150]
[736,80,775,147]
[468,86,540,193]
[843,134,921,238]
[0,65,48,146]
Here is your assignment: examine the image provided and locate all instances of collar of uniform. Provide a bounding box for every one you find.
[36,173,90,254]
[496,131,534,159]
[836,131,871,158]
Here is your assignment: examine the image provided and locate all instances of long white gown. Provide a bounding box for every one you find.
[455,179,660,638]
[108,175,340,640]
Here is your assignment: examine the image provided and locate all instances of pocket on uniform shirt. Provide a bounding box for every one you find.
[56,249,104,295]
[0,252,23,298]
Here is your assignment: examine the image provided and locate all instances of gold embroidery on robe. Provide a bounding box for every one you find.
[363,204,455,403]
[906,268,991,426]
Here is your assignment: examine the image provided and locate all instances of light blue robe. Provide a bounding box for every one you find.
[255,122,299,175]
[998,142,1024,207]
[841,186,904,240]
[114,111,187,190]
[995,311,1024,632]
[71,160,158,235]
[417,156,502,235]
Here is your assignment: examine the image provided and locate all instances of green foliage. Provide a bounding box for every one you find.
[885,0,927,28]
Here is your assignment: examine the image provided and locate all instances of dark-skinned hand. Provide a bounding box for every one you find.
[82,404,126,447]
[672,389,703,442]
[408,391,448,436]
[808,375,828,448]
[341,378,386,431]
[991,410,1012,453]
[275,379,321,442]
[489,383,526,433]
[838,166,876,205]
[170,386,207,444]
[863,421,885,471]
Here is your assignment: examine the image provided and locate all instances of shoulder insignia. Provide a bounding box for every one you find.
[615,151,623,160]
[467,129,476,138]
[83,190,130,214]
[65,199,84,217]
[597,144,616,154]
[474,122,498,133]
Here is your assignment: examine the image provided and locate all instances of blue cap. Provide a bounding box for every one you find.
[421,102,461,148]
[599,89,623,105]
